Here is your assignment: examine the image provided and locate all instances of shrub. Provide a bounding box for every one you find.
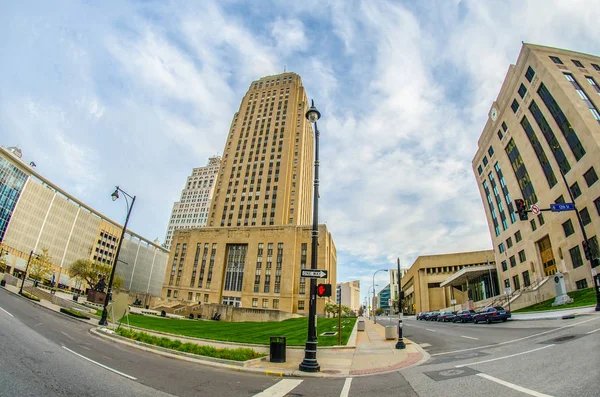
[60,307,91,320]
[114,328,264,361]
[20,291,40,302]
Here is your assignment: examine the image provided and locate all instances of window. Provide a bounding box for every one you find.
[515,230,522,242]
[562,219,575,237]
[502,121,508,132]
[556,195,565,204]
[595,196,600,216]
[576,278,588,290]
[262,299,268,308]
[569,245,584,268]
[538,213,545,226]
[478,165,483,176]
[511,99,520,113]
[501,260,508,272]
[572,59,584,68]
[497,130,503,140]
[518,83,527,98]
[298,300,305,310]
[204,294,209,303]
[510,255,517,268]
[593,63,600,71]
[273,299,279,309]
[504,279,510,288]
[173,290,178,298]
[522,270,531,287]
[513,275,521,291]
[579,207,591,226]
[488,146,494,157]
[525,66,535,82]
[188,292,193,301]
[564,73,600,123]
[505,138,537,207]
[584,167,598,187]
[570,182,582,199]
[530,219,537,231]
[252,298,258,307]
[506,237,513,248]
[483,156,488,166]
[499,243,505,253]
[529,100,571,175]
[550,56,563,64]
[587,76,600,94]
[167,289,171,298]
[520,116,557,188]
[518,249,526,263]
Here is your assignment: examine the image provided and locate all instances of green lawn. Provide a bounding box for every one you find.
[122,314,357,347]
[513,288,597,313]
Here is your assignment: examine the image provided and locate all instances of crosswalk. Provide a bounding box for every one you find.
[253,378,353,397]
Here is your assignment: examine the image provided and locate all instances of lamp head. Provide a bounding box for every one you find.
[111,187,119,201]
[305,100,321,123]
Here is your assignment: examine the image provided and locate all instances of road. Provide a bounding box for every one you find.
[1,287,599,397]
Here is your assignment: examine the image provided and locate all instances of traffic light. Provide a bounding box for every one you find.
[316,283,332,297]
[514,199,528,221]
[582,240,592,260]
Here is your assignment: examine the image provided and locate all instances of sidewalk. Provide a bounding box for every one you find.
[2,283,426,377]
[511,306,597,320]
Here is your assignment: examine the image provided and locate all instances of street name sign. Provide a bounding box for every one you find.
[550,203,575,212]
[300,269,328,279]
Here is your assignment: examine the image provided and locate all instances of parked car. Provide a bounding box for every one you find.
[427,311,441,321]
[416,312,426,320]
[473,306,511,324]
[437,311,455,322]
[453,309,477,323]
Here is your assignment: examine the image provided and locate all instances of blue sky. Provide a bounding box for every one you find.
[2,0,600,301]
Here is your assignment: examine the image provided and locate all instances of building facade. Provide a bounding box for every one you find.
[473,44,600,295]
[389,267,409,301]
[336,280,361,312]
[164,156,220,249]
[401,250,496,314]
[160,72,338,313]
[0,146,169,295]
[162,225,336,314]
[378,284,391,312]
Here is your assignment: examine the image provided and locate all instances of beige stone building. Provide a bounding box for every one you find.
[160,72,337,314]
[473,44,600,296]
[0,145,168,294]
[401,250,496,314]
[336,280,361,312]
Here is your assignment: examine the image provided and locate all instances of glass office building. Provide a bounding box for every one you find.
[0,155,29,242]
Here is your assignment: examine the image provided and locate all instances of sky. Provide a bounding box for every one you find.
[2,0,600,303]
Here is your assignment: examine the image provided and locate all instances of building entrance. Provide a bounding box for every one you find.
[537,235,557,276]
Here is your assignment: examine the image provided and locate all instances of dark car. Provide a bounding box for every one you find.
[427,311,441,321]
[454,309,477,323]
[437,311,455,322]
[473,306,511,324]
[421,312,432,320]
[416,312,426,320]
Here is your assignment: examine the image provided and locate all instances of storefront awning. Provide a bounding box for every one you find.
[440,264,496,288]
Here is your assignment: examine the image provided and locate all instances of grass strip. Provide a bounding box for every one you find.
[20,291,40,301]
[122,314,357,346]
[114,328,265,361]
[60,307,91,319]
[513,287,597,313]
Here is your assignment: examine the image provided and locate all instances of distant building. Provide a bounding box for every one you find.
[389,267,409,300]
[163,156,220,249]
[473,43,600,294]
[336,280,361,312]
[0,146,168,295]
[378,284,391,312]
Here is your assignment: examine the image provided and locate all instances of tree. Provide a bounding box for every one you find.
[68,259,124,291]
[29,248,53,281]
[0,250,8,273]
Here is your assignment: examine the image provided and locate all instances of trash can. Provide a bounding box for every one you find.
[385,325,396,340]
[0,279,6,287]
[269,336,286,363]
[72,295,79,302]
[357,320,365,331]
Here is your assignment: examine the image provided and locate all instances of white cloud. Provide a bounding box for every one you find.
[271,18,308,54]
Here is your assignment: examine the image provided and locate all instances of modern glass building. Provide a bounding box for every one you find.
[0,147,28,242]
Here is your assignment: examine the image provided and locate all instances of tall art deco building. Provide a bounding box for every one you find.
[473,44,600,295]
[161,73,337,314]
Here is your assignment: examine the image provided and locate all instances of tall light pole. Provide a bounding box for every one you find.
[19,250,40,295]
[299,100,322,373]
[99,186,136,326]
[372,269,388,323]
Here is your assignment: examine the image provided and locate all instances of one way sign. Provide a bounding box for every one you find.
[301,269,328,279]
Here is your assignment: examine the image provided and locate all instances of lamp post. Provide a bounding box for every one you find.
[299,100,322,373]
[395,258,406,349]
[99,186,136,326]
[19,250,40,295]
[372,269,388,323]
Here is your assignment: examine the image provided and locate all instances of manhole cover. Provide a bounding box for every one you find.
[425,367,479,381]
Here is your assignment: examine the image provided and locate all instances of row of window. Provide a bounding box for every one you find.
[549,55,600,72]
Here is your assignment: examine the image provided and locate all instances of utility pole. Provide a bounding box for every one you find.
[395,257,406,349]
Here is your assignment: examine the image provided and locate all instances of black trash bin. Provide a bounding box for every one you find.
[0,279,6,287]
[72,295,79,302]
[269,336,286,363]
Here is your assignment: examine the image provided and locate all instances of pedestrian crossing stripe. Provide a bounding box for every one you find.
[253,379,303,397]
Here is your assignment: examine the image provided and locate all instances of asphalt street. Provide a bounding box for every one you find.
[1,287,599,397]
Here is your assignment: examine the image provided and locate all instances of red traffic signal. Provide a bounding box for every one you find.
[316,283,332,297]
[514,199,528,221]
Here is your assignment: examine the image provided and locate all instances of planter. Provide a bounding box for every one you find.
[87,290,107,304]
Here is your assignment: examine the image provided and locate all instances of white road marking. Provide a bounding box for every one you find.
[461,335,479,340]
[0,307,13,317]
[455,345,554,368]
[60,331,76,341]
[420,343,432,348]
[62,346,137,380]
[477,373,555,397]
[426,329,436,332]
[340,378,352,397]
[432,316,600,356]
[253,379,303,397]
[586,327,600,334]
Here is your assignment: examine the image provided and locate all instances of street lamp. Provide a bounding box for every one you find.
[19,250,40,295]
[99,186,136,326]
[372,269,388,324]
[299,100,322,373]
